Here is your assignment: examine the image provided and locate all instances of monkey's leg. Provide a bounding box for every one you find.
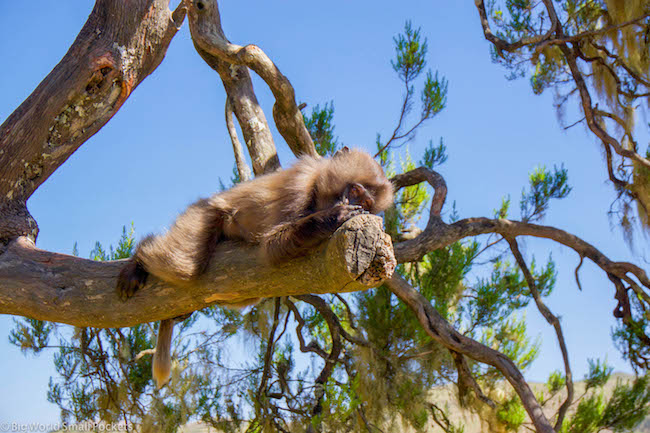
[263,204,367,264]
[117,196,232,300]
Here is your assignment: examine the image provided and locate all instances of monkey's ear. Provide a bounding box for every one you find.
[333,146,351,158]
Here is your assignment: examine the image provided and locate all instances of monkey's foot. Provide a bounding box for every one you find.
[116,260,149,301]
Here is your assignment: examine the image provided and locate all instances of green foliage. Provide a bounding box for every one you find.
[397,152,430,224]
[584,358,614,390]
[9,317,53,354]
[520,165,571,222]
[494,195,511,219]
[530,50,562,95]
[560,362,650,433]
[409,240,479,318]
[547,370,566,394]
[601,375,650,431]
[420,138,448,169]
[613,317,650,371]
[496,394,527,431]
[392,21,428,83]
[466,260,529,328]
[218,163,242,192]
[482,316,540,373]
[377,21,448,156]
[486,0,650,237]
[375,134,392,169]
[304,101,339,156]
[421,70,448,119]
[562,393,604,433]
[18,10,650,433]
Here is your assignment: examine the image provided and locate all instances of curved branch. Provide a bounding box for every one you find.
[0,215,395,328]
[185,0,318,158]
[506,237,573,430]
[391,166,447,217]
[474,0,558,54]
[559,44,650,170]
[195,41,280,175]
[386,275,556,433]
[396,217,650,287]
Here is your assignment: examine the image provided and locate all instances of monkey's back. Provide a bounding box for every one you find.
[216,156,326,242]
[214,150,392,242]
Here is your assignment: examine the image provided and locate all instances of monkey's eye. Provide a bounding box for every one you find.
[348,183,364,197]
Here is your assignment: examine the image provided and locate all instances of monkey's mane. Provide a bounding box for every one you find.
[313,149,393,213]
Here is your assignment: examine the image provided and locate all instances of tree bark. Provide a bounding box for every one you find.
[387,275,556,433]
[0,215,395,328]
[185,0,318,158]
[0,0,185,239]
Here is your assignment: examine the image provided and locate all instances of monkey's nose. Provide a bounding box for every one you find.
[361,198,374,211]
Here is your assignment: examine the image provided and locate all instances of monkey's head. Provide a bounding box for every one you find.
[314,149,394,214]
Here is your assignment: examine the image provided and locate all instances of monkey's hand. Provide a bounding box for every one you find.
[116,259,149,301]
[263,204,370,264]
[328,204,370,229]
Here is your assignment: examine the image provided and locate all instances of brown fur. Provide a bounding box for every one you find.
[116,148,393,386]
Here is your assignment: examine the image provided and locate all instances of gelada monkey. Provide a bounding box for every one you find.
[117,148,393,387]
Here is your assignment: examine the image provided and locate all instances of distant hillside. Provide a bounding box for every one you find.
[51,373,648,433]
[422,372,648,433]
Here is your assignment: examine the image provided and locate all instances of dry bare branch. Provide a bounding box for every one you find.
[185,0,318,158]
[507,237,573,430]
[225,97,253,182]
[387,274,556,433]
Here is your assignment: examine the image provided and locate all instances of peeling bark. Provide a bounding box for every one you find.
[0,0,185,239]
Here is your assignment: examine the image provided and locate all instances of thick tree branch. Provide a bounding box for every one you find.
[0,0,185,238]
[195,43,280,175]
[396,217,650,291]
[387,274,556,433]
[392,170,650,371]
[184,0,318,158]
[449,350,495,408]
[0,215,395,328]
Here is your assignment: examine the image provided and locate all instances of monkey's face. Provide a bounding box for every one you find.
[344,183,375,212]
[314,149,394,214]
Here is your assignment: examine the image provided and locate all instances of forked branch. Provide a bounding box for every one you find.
[387,275,556,433]
[185,0,318,158]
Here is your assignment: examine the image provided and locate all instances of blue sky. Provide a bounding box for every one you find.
[0,0,644,425]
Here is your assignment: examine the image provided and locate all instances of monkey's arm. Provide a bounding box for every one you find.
[262,204,367,264]
[117,196,232,300]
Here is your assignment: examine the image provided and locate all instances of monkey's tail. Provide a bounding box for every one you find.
[152,319,175,389]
